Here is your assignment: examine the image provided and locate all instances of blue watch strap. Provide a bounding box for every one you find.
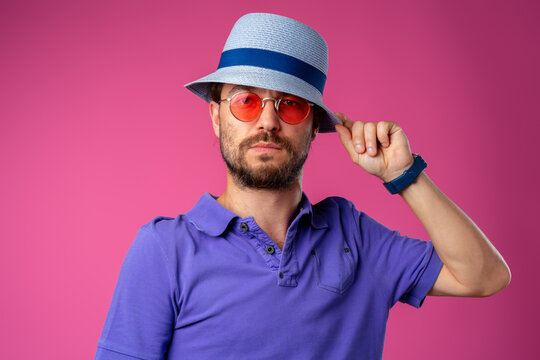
[383,154,427,194]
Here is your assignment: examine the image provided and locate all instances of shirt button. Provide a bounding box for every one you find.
[265,245,275,255]
[240,223,249,232]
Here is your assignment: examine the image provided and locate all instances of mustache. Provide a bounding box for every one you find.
[239,132,294,153]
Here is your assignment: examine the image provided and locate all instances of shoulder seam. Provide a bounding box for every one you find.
[138,227,180,322]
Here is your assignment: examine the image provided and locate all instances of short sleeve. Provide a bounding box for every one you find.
[95,226,178,360]
[358,212,443,308]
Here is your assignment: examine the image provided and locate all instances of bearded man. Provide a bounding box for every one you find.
[95,13,510,360]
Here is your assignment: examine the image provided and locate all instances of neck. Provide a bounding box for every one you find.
[217,171,304,249]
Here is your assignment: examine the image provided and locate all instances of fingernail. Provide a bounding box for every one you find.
[355,144,364,152]
[368,146,375,154]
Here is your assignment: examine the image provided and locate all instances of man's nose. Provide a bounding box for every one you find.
[256,98,281,132]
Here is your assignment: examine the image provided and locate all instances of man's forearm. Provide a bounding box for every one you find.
[399,172,511,296]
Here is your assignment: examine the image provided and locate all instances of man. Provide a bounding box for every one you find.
[95,13,510,359]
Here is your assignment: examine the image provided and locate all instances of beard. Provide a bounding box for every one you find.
[219,124,314,190]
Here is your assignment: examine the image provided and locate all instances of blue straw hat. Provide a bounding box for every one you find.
[184,13,341,133]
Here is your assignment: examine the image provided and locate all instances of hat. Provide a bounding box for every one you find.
[184,13,341,133]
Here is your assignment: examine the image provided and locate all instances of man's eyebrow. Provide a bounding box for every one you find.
[228,85,256,96]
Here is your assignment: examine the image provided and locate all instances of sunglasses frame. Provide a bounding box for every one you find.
[220,92,314,124]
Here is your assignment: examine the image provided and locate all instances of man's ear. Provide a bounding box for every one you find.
[311,126,318,141]
[311,115,320,142]
[209,101,220,138]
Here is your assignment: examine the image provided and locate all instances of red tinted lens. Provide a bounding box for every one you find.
[278,95,310,124]
[229,93,262,121]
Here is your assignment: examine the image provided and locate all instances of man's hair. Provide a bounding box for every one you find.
[207,82,322,130]
[208,82,224,103]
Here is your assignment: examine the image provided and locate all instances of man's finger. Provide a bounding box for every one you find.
[364,122,378,156]
[335,124,358,160]
[377,121,393,148]
[351,121,366,153]
[335,112,354,130]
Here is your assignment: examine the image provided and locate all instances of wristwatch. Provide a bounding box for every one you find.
[383,154,427,194]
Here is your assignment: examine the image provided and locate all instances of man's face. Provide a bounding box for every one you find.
[209,84,318,190]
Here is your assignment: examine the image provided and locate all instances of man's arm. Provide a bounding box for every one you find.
[334,113,510,297]
[399,171,510,296]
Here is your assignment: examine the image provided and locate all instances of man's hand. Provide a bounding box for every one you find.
[334,112,414,183]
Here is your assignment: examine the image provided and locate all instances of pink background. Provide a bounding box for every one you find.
[1,0,538,359]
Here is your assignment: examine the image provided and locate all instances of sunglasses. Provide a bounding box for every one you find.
[220,92,314,124]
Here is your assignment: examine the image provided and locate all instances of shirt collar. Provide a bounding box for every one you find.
[297,193,329,230]
[185,192,328,237]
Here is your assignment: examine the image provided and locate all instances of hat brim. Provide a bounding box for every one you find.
[185,66,341,133]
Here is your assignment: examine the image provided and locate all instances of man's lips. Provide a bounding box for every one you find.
[249,142,282,152]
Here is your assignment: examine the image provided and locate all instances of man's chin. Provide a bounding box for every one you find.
[243,162,281,176]
[243,155,272,166]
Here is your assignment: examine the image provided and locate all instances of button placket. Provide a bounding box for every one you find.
[240,219,281,269]
[276,227,300,287]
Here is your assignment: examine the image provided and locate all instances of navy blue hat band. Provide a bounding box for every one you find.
[217,48,327,94]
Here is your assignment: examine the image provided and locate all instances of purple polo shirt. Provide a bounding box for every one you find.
[96,193,443,360]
